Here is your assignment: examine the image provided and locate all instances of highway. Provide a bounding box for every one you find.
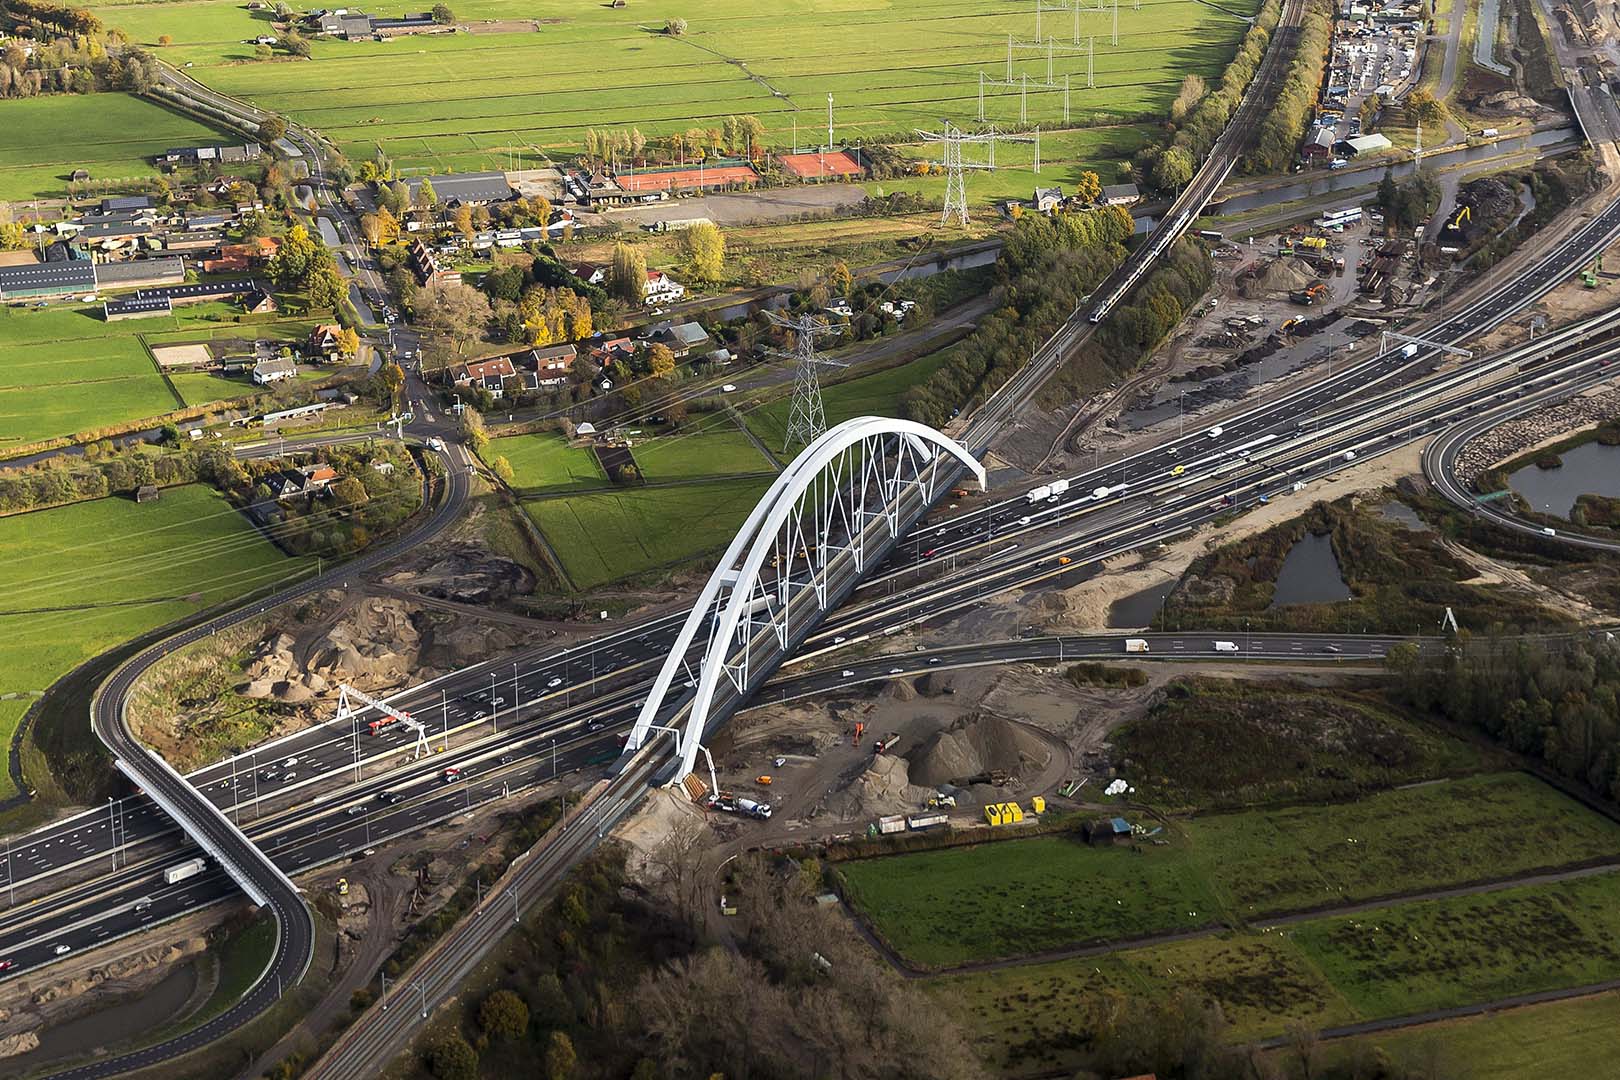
[12,25,1618,1077]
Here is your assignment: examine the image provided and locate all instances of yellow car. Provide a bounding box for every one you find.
[1171,465,1186,477]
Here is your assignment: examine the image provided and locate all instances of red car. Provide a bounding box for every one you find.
[0,960,14,972]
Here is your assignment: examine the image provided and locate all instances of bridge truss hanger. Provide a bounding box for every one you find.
[337,683,431,761]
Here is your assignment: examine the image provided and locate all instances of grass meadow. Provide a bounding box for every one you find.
[747,342,960,450]
[522,475,772,589]
[83,0,1257,182]
[0,92,234,200]
[0,303,322,447]
[936,871,1620,1076]
[0,485,308,798]
[839,772,1620,968]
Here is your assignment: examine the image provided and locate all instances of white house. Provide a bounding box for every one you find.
[252,355,298,385]
[645,270,685,304]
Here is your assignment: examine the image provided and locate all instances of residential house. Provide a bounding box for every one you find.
[1100,182,1141,207]
[242,289,278,315]
[409,239,461,286]
[266,469,308,500]
[571,262,606,285]
[1032,185,1064,213]
[449,356,517,397]
[644,269,685,304]
[302,463,338,491]
[588,336,637,368]
[202,236,280,274]
[307,323,345,360]
[524,343,577,388]
[253,355,299,385]
[642,319,709,358]
[1301,126,1336,163]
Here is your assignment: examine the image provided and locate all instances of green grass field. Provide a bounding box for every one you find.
[0,304,320,447]
[492,431,609,493]
[1184,772,1620,917]
[839,773,1620,968]
[1321,991,1620,1080]
[841,834,1222,967]
[522,476,772,589]
[0,486,310,798]
[85,0,1256,185]
[748,343,960,450]
[0,92,235,200]
[631,427,774,480]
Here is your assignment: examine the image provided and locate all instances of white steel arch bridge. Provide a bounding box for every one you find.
[625,417,985,781]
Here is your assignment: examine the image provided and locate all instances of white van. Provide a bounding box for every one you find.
[1213,641,1240,653]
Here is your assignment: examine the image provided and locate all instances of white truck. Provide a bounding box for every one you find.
[1048,478,1070,498]
[1027,484,1052,503]
[736,797,772,820]
[1213,641,1240,653]
[1124,638,1151,653]
[163,857,206,885]
[1399,342,1418,359]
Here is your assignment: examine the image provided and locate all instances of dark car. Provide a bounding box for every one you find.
[377,790,402,804]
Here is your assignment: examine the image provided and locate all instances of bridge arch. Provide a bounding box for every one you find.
[625,416,985,781]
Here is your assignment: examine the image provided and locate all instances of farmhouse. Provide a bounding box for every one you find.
[645,270,685,304]
[1032,185,1064,213]
[160,144,263,166]
[242,289,278,315]
[103,294,174,321]
[253,355,299,385]
[308,324,345,360]
[404,172,514,207]
[1100,183,1141,207]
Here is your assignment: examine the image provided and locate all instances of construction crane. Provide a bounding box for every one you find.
[337,683,431,760]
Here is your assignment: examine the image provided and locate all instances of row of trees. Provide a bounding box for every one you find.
[0,442,244,516]
[1246,0,1336,174]
[900,206,1135,426]
[579,114,768,168]
[0,37,161,98]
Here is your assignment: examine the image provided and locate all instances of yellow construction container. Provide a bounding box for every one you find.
[1031,795,1046,814]
[985,804,1003,826]
[1004,801,1024,823]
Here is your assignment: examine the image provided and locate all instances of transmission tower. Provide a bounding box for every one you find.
[918,122,1037,226]
[770,312,845,451]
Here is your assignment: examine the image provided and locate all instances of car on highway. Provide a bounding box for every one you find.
[840,669,855,677]
[586,719,606,732]
[1171,465,1185,476]
[0,960,13,972]
[346,805,366,816]
[53,944,71,956]
[1322,644,1342,653]
[377,790,402,804]
[258,769,281,782]
[498,754,515,765]
[283,756,298,767]
[929,657,942,664]
[888,667,904,674]
[547,677,563,688]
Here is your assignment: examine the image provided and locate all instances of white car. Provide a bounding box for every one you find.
[283,757,298,767]
[547,677,563,688]
[53,944,71,956]
[840,669,855,677]
[721,384,738,393]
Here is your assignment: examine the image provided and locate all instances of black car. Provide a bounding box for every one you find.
[377,790,402,804]
[498,754,515,766]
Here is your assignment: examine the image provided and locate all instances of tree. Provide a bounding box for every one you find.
[828,260,853,298]
[157,33,172,45]
[431,2,455,22]
[253,43,272,60]
[1152,146,1194,192]
[0,221,26,251]
[1359,92,1383,133]
[308,265,346,311]
[478,988,529,1039]
[267,223,320,287]
[452,204,474,238]
[545,1031,577,1080]
[491,455,514,484]
[258,116,287,144]
[338,326,361,356]
[647,342,676,378]
[277,31,310,57]
[425,1034,478,1080]
[416,281,492,355]
[1073,170,1101,205]
[664,16,687,34]
[607,242,647,305]
[361,206,400,246]
[1169,72,1207,123]
[680,220,725,283]
[416,176,438,212]
[1406,86,1443,126]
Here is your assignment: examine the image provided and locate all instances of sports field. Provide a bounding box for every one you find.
[0,485,309,798]
[87,0,1259,177]
[0,92,235,201]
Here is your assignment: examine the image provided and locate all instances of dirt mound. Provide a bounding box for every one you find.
[839,754,938,818]
[1459,177,1518,225]
[1241,257,1317,298]
[905,713,1050,787]
[382,544,533,604]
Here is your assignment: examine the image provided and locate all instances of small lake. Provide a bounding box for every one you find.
[1508,441,1620,518]
[17,962,199,1067]
[1270,531,1351,607]
[1108,579,1176,628]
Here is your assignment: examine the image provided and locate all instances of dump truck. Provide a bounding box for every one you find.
[1124,638,1150,653]
[164,857,206,885]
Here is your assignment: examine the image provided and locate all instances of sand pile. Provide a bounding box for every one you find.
[841,754,939,818]
[906,713,1051,787]
[1242,257,1317,298]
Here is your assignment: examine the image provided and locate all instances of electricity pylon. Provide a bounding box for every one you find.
[771,312,845,451]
